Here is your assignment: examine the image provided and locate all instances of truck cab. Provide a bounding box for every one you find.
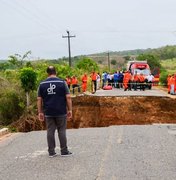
[127,61,151,77]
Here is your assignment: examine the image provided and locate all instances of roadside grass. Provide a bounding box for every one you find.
[161,58,176,74]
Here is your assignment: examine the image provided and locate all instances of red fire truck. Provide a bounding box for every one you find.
[127,61,150,76]
[127,60,159,86]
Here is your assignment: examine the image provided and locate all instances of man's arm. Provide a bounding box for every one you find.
[66,94,72,119]
[37,97,44,121]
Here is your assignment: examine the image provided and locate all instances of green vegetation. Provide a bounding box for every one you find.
[0,55,100,127]
[111,59,117,66]
[0,90,25,125]
[1,45,176,127]
[159,58,176,85]
[160,58,176,74]
[136,54,161,70]
[159,70,168,86]
[76,57,99,72]
[89,45,176,60]
[20,67,37,107]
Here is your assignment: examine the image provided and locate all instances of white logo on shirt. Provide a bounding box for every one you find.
[47,83,56,94]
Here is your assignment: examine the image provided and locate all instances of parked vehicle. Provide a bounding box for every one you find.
[127,60,150,77]
[127,60,160,88]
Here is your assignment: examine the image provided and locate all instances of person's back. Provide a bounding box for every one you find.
[90,71,97,93]
[170,75,175,94]
[37,66,72,157]
[102,72,107,88]
[113,72,118,88]
[113,72,118,80]
[71,76,80,94]
[139,74,145,82]
[133,74,139,82]
[147,74,154,82]
[82,74,88,92]
[96,73,101,90]
[102,72,105,80]
[39,77,67,116]
[139,74,145,91]
[119,72,123,81]
[71,76,78,85]
[82,74,87,83]
[133,72,139,90]
[167,75,171,94]
[123,71,131,81]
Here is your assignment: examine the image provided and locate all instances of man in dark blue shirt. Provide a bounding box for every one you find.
[37,66,72,157]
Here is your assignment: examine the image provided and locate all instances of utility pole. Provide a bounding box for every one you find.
[62,30,76,67]
[108,51,110,72]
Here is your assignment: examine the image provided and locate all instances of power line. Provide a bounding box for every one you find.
[1,0,59,34]
[26,0,62,33]
[62,31,76,67]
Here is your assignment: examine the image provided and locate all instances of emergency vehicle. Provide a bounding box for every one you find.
[127,60,160,86]
[127,61,150,77]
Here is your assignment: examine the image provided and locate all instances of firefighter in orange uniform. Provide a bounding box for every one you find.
[82,73,88,92]
[71,76,80,94]
[133,71,139,91]
[167,75,171,94]
[138,73,145,91]
[90,71,97,93]
[66,76,72,90]
[174,74,176,93]
[170,74,175,95]
[123,71,131,91]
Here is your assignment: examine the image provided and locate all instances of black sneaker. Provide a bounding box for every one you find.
[49,152,57,158]
[61,151,73,157]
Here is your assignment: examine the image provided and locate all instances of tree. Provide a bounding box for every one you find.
[8,51,32,68]
[0,62,9,71]
[19,67,37,107]
[111,59,117,66]
[8,55,19,68]
[159,69,168,86]
[76,57,99,72]
[136,54,161,70]
[56,65,73,79]
[123,56,131,61]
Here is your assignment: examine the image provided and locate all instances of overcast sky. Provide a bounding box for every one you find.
[0,0,176,59]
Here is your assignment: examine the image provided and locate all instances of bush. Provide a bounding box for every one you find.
[159,70,168,86]
[0,90,25,125]
[111,59,117,65]
[76,57,99,72]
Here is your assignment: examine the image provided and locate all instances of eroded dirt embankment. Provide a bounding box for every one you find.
[67,96,176,128]
[12,96,176,132]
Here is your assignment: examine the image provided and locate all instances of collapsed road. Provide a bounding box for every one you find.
[12,87,176,132]
[70,88,176,128]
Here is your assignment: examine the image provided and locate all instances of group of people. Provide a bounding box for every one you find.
[123,71,154,91]
[65,71,156,94]
[65,72,101,94]
[102,71,155,91]
[167,74,176,95]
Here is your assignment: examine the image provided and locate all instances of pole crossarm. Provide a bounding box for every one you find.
[62,31,76,67]
[62,35,76,38]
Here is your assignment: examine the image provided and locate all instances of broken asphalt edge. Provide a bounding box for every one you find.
[0,128,9,137]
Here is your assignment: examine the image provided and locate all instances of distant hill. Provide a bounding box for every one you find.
[88,49,149,57]
[85,45,176,70]
[0,60,7,63]
[1,44,176,69]
[87,45,176,60]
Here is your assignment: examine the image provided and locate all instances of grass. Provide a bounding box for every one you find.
[161,58,176,74]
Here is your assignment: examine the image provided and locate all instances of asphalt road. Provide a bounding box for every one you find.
[92,87,169,97]
[1,125,176,180]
